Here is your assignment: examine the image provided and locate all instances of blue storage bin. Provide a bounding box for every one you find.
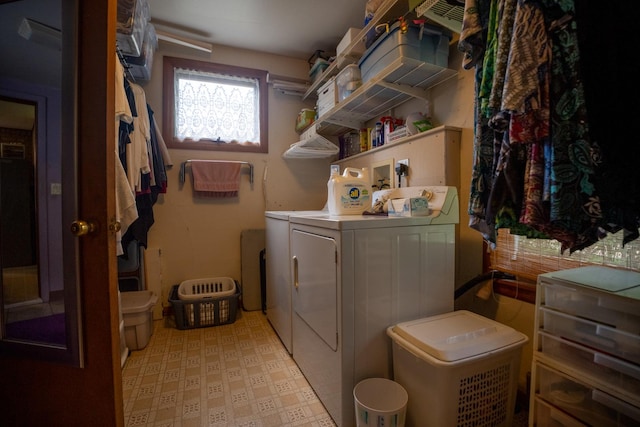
[358,22,451,84]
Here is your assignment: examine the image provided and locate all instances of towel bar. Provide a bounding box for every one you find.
[179,159,254,184]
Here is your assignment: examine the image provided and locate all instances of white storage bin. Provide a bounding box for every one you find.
[387,310,527,427]
[121,290,158,351]
[337,27,365,58]
[536,362,640,426]
[316,76,338,118]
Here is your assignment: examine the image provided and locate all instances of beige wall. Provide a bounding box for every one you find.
[141,40,534,392]
[142,43,334,313]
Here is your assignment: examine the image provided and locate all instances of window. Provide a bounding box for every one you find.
[162,56,268,153]
[485,229,640,303]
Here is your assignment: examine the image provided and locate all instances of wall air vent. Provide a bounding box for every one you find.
[415,0,464,34]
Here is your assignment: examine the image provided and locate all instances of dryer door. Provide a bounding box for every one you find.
[291,229,338,350]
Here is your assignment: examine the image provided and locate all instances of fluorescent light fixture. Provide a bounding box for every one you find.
[18,18,62,51]
[268,74,310,96]
[155,29,212,53]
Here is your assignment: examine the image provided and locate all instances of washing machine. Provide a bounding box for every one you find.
[264,210,325,354]
[289,186,459,427]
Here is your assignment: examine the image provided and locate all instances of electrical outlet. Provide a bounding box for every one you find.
[398,159,409,167]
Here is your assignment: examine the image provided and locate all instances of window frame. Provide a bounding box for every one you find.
[162,56,269,153]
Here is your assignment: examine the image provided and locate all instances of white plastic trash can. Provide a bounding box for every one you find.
[353,377,408,427]
[386,310,528,427]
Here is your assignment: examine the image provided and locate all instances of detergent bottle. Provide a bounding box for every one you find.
[327,167,371,215]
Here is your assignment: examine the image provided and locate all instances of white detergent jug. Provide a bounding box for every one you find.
[327,167,371,215]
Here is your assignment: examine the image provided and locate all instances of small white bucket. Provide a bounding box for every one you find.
[353,378,408,427]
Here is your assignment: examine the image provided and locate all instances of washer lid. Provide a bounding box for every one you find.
[392,310,526,362]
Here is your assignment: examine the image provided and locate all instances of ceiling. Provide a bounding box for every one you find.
[0,0,367,88]
[148,0,366,61]
[0,0,366,126]
[0,0,61,87]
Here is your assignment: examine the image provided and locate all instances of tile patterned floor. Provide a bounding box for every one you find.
[121,309,530,427]
[122,310,337,427]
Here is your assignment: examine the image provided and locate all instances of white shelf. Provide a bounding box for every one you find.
[287,0,458,158]
[315,57,456,136]
[302,0,408,101]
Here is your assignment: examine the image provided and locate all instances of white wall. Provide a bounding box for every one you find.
[142,43,334,312]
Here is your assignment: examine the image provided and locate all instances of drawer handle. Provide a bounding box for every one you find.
[293,255,299,290]
[594,353,640,381]
[592,389,640,420]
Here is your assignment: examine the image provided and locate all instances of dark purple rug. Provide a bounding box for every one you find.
[5,313,66,346]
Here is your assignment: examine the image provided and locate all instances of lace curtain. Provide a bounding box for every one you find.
[174,68,260,144]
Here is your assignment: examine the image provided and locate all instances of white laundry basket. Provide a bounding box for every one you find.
[386,310,528,427]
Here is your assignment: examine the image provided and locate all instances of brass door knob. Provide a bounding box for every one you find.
[109,220,121,233]
[70,220,97,236]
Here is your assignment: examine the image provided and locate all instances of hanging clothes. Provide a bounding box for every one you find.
[115,56,171,257]
[115,54,138,256]
[460,0,634,253]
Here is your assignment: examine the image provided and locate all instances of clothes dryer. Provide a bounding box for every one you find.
[289,186,459,427]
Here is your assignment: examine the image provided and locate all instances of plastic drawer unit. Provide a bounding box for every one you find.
[534,396,588,427]
[530,266,640,426]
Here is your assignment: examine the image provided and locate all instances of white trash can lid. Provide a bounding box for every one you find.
[390,310,527,362]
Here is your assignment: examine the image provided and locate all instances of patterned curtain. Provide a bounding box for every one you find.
[174,68,260,144]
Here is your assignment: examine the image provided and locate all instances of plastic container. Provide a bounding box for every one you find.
[336,64,362,101]
[116,0,149,56]
[353,378,408,427]
[327,167,371,215]
[169,281,240,329]
[295,108,316,133]
[358,22,451,84]
[123,23,157,81]
[121,290,158,350]
[537,362,640,426]
[309,58,330,83]
[386,310,528,427]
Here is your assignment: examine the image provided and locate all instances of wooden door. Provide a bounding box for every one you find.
[0,0,123,425]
